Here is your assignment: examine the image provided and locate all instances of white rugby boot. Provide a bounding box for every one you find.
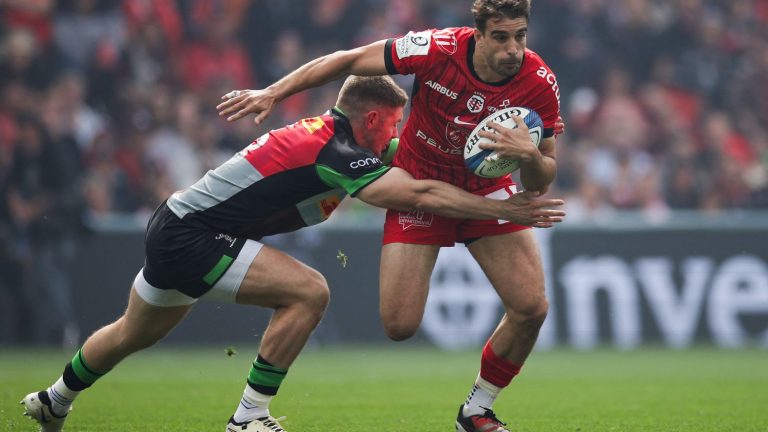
[226,415,287,431]
[20,390,71,432]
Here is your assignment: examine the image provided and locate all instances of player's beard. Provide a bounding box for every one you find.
[496,57,521,77]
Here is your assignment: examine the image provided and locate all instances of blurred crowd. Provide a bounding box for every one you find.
[533,0,768,220]
[0,0,767,344]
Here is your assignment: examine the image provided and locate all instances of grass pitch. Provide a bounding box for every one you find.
[1,346,766,431]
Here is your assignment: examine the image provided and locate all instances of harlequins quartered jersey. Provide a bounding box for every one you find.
[167,109,388,240]
[385,27,561,191]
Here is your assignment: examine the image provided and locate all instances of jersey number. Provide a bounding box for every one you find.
[301,117,326,134]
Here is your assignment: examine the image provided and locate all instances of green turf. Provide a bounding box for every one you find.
[1,346,766,431]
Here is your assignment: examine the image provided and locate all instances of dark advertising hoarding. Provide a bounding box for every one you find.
[3,222,765,349]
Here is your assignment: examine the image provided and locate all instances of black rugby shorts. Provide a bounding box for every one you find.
[142,202,247,298]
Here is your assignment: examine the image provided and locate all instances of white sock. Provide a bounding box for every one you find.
[463,374,502,417]
[233,384,273,423]
[47,377,79,416]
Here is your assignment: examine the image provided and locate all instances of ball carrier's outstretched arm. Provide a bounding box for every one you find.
[217,41,388,125]
[216,39,563,194]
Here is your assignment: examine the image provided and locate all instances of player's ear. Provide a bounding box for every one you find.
[365,110,379,128]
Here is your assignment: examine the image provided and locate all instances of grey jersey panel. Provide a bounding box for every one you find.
[167,153,264,219]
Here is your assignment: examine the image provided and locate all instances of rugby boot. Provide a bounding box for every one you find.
[20,390,70,432]
[226,415,287,431]
[456,404,510,432]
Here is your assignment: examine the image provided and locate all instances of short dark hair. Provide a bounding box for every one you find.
[472,0,530,33]
[336,75,408,117]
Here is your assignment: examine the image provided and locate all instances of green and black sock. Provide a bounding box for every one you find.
[247,354,288,396]
[233,354,288,423]
[62,348,106,391]
[49,348,107,416]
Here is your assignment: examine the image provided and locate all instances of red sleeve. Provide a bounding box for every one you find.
[530,68,562,138]
[535,88,560,138]
[384,29,439,76]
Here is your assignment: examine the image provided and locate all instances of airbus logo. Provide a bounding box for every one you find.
[424,80,458,100]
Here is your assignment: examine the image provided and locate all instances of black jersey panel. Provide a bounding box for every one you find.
[178,165,335,239]
[316,116,386,180]
[316,164,389,196]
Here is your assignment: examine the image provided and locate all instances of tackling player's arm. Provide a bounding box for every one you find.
[356,167,565,227]
[217,40,389,124]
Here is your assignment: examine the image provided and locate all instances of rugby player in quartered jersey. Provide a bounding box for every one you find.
[167,108,388,240]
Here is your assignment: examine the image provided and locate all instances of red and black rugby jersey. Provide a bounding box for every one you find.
[384,27,561,190]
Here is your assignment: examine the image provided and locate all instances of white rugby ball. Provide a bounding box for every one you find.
[464,107,543,178]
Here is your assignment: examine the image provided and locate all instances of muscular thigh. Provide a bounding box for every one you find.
[236,245,325,308]
[467,229,545,310]
[379,243,440,320]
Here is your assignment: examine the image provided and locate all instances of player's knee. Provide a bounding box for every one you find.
[382,317,420,341]
[513,296,549,328]
[532,297,549,325]
[524,297,549,327]
[384,325,418,341]
[301,268,330,316]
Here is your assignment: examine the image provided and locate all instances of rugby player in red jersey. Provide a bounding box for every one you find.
[22,75,563,432]
[218,1,562,430]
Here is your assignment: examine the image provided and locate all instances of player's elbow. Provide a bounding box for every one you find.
[332,48,361,69]
[333,46,379,76]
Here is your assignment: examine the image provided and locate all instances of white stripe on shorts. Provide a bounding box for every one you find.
[201,240,264,304]
[134,239,264,307]
[134,271,197,307]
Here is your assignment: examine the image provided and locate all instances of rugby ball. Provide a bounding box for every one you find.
[464,107,543,178]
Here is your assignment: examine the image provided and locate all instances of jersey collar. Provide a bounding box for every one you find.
[331,106,347,117]
[330,106,354,136]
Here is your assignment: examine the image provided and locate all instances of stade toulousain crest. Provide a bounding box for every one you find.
[466,93,485,113]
